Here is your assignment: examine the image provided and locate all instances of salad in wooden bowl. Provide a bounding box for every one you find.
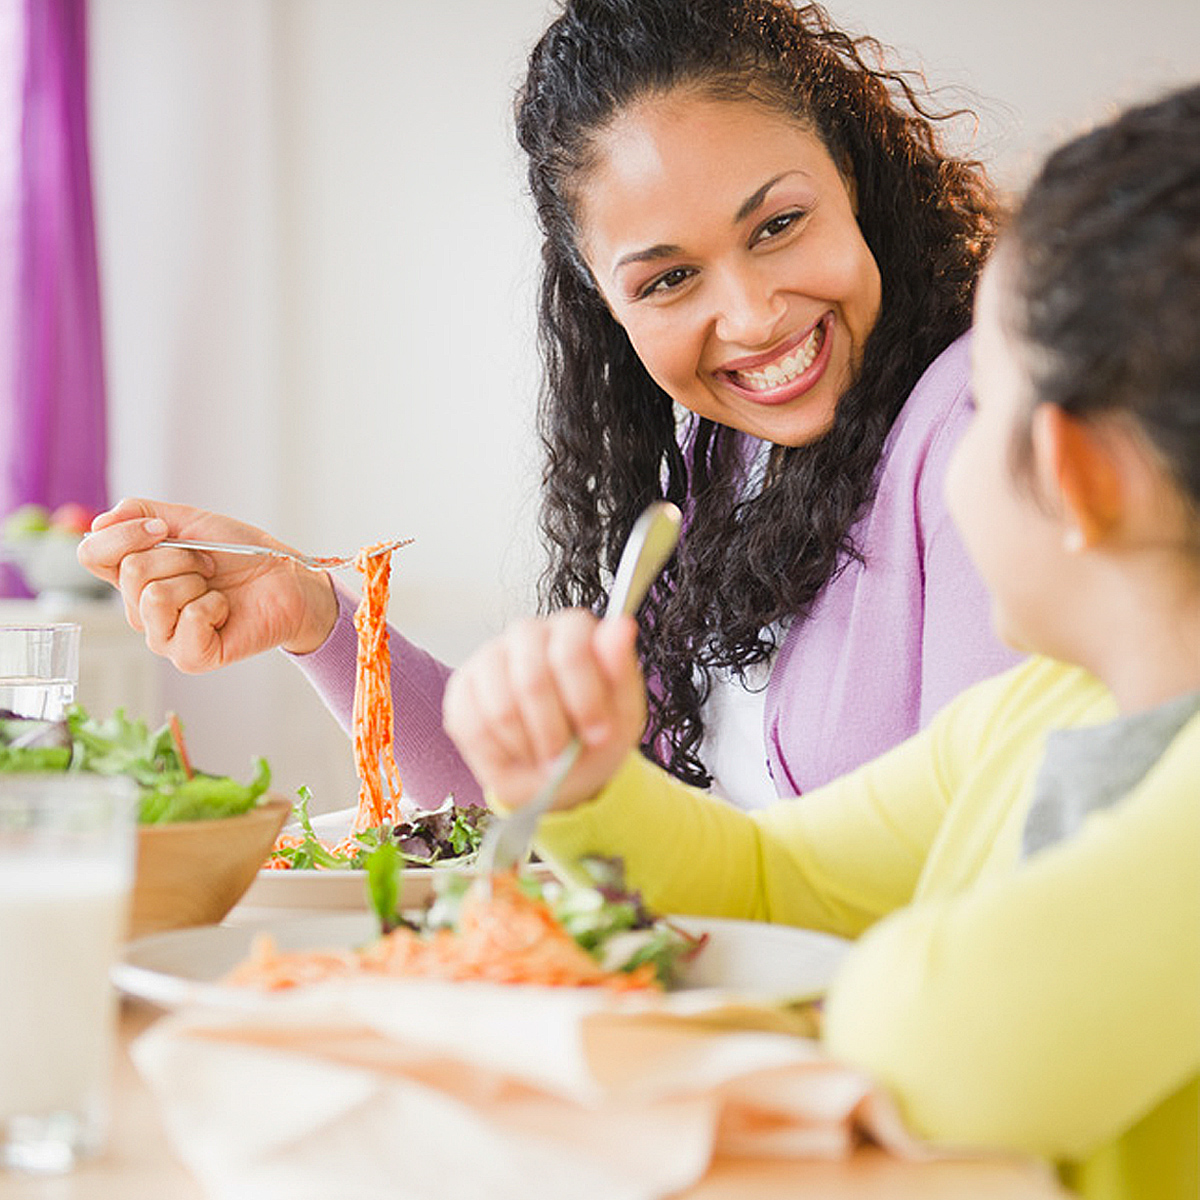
[0,705,287,937]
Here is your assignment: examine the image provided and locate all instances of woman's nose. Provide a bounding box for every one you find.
[711,267,786,347]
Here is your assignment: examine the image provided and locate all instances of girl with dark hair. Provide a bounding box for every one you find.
[444,82,1200,1200]
[80,0,1016,809]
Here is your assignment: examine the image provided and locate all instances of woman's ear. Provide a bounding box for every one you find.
[1030,404,1124,550]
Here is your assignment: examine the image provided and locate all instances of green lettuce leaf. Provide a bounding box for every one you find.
[0,704,272,824]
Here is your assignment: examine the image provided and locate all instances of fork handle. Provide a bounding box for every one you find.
[158,539,278,560]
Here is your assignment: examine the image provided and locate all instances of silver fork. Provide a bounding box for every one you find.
[156,536,414,571]
[476,500,682,883]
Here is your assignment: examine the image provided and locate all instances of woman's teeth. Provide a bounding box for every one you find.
[733,323,824,392]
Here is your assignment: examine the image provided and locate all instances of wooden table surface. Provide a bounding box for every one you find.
[1,999,1071,1200]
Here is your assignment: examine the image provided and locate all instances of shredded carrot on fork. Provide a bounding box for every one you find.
[351,541,406,832]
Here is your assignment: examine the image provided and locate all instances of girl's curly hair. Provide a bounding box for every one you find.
[516,0,997,787]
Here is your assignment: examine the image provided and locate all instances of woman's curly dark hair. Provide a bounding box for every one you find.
[516,0,997,787]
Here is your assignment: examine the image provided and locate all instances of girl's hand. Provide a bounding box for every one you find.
[77,498,339,672]
[443,608,646,813]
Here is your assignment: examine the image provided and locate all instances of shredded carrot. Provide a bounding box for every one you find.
[264,831,365,870]
[351,541,405,833]
[225,873,661,993]
[262,833,302,869]
[167,711,195,780]
[263,538,407,867]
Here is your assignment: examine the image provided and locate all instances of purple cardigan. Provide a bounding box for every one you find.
[764,333,1020,795]
[291,333,1018,808]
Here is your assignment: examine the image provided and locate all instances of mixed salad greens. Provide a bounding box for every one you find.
[0,705,271,823]
[266,787,489,871]
[365,847,705,988]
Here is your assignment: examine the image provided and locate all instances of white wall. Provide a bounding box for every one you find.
[86,0,1200,810]
[830,0,1200,190]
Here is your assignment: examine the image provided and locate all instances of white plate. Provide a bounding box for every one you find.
[113,912,850,1010]
[241,806,483,912]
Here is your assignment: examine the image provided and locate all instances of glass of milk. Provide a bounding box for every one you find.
[0,624,81,720]
[0,773,138,1172]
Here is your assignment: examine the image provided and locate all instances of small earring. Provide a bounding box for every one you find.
[1063,527,1085,553]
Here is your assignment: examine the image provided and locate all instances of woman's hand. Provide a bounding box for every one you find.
[443,608,646,813]
[77,498,340,672]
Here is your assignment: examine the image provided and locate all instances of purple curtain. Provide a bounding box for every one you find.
[1,0,107,595]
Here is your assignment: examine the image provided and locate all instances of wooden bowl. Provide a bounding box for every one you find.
[128,798,290,940]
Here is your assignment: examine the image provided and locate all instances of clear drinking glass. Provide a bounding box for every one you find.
[0,774,138,1173]
[0,624,81,720]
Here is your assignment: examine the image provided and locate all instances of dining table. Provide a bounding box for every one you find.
[1,894,1073,1200]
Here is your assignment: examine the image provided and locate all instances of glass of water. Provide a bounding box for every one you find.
[0,773,138,1173]
[0,624,81,720]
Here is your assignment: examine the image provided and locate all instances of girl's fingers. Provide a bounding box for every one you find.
[453,638,541,769]
[443,610,648,813]
[506,616,578,761]
[445,673,532,790]
[543,609,620,747]
[87,497,159,533]
[81,498,227,584]
[592,614,646,734]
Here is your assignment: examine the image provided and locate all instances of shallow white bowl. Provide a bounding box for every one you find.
[4,532,110,599]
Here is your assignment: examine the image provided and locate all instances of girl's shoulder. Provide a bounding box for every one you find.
[935,654,1117,761]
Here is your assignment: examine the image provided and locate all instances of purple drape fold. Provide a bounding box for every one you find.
[1,0,107,595]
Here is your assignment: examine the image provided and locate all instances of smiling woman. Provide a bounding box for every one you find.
[520,0,1019,800]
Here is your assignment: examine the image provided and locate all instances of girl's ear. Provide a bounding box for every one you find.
[1030,404,1124,550]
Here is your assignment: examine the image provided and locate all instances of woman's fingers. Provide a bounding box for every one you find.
[78,514,171,585]
[171,590,233,673]
[137,573,213,656]
[114,545,215,632]
[80,497,232,584]
[76,498,312,671]
[87,496,160,533]
[116,544,216,598]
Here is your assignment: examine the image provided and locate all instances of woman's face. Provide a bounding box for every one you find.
[576,93,882,446]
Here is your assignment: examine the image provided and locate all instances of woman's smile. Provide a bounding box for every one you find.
[579,94,882,446]
[718,312,833,405]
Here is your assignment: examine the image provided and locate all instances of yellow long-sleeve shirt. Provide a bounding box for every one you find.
[534,656,1200,1200]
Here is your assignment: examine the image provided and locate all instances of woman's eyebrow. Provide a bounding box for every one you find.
[612,170,811,278]
[734,175,792,224]
[734,172,792,223]
[613,242,684,274]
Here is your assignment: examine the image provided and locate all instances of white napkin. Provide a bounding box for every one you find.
[133,980,931,1200]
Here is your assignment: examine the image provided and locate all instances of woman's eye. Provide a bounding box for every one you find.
[641,267,694,297]
[752,210,804,245]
